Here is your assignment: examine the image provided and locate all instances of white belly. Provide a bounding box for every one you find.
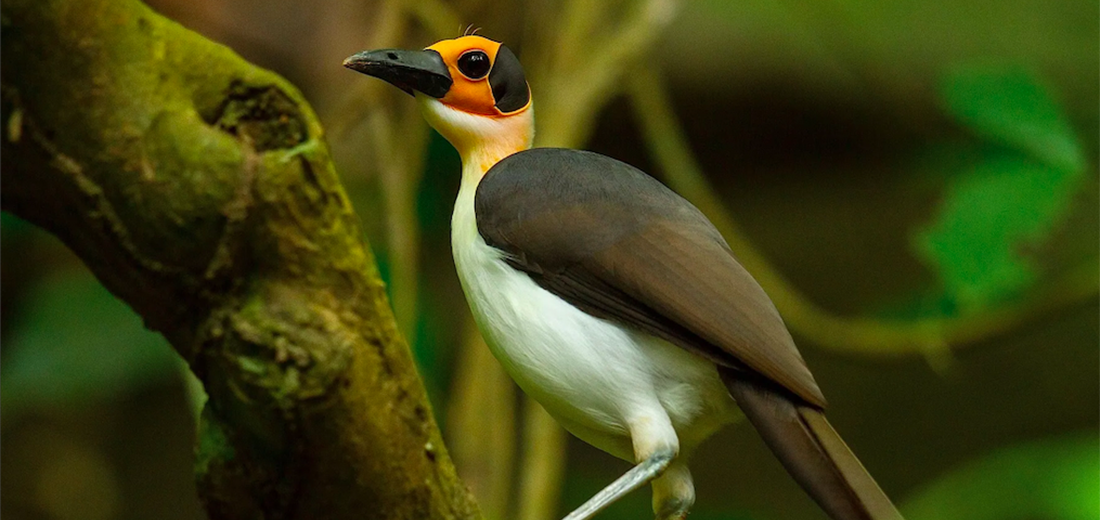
[451,187,737,460]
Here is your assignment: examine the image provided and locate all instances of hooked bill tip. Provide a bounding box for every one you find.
[342,53,372,72]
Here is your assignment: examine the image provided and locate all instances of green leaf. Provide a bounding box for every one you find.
[942,67,1084,172]
[914,68,1087,312]
[914,152,1083,310]
[902,433,1099,520]
[0,269,181,418]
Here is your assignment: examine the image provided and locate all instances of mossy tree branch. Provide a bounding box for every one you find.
[0,0,480,518]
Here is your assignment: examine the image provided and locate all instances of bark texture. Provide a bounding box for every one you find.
[0,0,480,518]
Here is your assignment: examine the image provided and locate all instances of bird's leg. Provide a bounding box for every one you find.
[562,414,680,520]
[561,450,674,520]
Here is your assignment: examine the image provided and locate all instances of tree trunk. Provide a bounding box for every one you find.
[0,0,480,518]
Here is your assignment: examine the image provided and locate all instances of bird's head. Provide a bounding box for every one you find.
[344,35,534,167]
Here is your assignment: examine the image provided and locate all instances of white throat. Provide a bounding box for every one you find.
[417,96,535,189]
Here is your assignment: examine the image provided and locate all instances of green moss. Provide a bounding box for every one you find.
[207,81,308,151]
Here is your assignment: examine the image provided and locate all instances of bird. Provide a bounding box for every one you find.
[343,35,903,520]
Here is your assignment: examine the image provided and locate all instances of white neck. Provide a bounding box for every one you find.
[417,96,536,293]
[417,96,535,191]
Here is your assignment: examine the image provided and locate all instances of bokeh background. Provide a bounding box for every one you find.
[2,1,1097,519]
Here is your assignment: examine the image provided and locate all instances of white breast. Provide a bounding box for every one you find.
[451,181,737,460]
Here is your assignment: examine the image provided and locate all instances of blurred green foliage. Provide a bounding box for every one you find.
[902,433,1099,520]
[941,69,1083,172]
[1,252,182,420]
[914,69,1088,312]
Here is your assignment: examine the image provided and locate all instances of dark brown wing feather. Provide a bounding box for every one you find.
[475,148,825,407]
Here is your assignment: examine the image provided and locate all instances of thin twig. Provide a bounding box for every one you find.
[517,401,569,520]
[374,104,429,346]
[327,0,407,141]
[447,320,518,520]
[534,0,679,148]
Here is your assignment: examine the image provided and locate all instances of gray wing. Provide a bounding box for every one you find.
[475,148,825,407]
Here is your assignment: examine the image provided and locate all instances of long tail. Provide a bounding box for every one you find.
[720,368,903,520]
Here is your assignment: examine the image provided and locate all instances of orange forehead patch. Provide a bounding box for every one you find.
[426,36,504,116]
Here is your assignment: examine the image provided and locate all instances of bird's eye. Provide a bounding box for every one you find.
[457,50,491,80]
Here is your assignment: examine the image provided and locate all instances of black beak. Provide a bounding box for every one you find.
[343,49,453,98]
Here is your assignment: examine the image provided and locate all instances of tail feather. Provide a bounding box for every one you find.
[720,368,903,520]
